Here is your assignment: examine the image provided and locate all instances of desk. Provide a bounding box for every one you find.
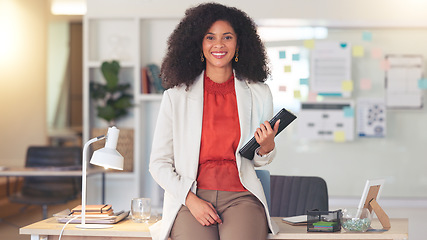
[0,167,106,203]
[20,217,408,240]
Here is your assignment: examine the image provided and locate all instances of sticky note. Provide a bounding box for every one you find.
[300,78,309,85]
[279,51,286,59]
[333,131,346,143]
[380,60,390,70]
[360,78,372,90]
[284,65,292,72]
[371,47,382,59]
[304,39,315,49]
[343,106,354,117]
[292,54,300,61]
[418,78,427,89]
[342,80,353,92]
[278,85,287,92]
[352,46,364,57]
[293,90,301,99]
[362,31,372,41]
[308,92,318,102]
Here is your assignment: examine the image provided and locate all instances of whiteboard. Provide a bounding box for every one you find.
[262,28,427,198]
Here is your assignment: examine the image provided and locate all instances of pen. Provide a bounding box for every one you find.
[114,210,124,216]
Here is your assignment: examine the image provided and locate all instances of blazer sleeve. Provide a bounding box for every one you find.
[149,91,195,206]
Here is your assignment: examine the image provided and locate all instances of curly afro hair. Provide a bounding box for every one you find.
[161,2,270,89]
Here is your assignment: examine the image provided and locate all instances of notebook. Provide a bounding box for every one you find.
[54,209,129,224]
[282,215,307,226]
[239,108,297,160]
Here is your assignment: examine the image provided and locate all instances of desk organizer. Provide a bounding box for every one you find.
[307,210,342,232]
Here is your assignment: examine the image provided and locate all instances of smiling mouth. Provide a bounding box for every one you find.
[212,52,227,59]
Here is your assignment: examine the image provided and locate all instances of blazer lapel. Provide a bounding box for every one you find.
[235,77,252,167]
[186,73,204,180]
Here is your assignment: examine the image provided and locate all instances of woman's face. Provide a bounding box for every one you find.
[202,20,238,72]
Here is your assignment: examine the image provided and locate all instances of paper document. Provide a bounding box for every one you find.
[297,101,354,141]
[357,98,386,138]
[385,55,423,108]
[282,215,307,226]
[310,41,352,96]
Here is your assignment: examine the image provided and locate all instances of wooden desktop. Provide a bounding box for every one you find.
[20,217,408,240]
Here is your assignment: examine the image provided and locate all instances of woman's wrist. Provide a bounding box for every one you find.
[185,191,197,206]
[258,144,274,156]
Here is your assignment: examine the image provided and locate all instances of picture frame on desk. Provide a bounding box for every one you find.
[357,178,384,211]
[357,178,391,230]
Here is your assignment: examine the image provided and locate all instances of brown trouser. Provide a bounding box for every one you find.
[170,189,268,240]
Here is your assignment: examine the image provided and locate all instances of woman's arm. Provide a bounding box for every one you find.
[149,91,195,206]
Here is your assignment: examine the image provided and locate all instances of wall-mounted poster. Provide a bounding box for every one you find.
[385,55,423,109]
[310,41,352,97]
[297,101,354,142]
[357,98,386,138]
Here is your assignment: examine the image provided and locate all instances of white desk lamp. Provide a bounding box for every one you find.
[76,126,124,229]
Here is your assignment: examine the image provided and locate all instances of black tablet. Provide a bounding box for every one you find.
[239,108,297,160]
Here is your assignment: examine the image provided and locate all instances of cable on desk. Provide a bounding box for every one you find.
[59,215,79,240]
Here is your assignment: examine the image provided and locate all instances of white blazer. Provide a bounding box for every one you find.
[149,72,279,240]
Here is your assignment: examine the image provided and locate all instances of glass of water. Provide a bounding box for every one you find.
[131,198,151,223]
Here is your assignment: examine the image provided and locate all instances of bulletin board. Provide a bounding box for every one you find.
[263,27,427,198]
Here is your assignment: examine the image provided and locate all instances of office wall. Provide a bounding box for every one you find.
[87,0,427,26]
[0,0,48,166]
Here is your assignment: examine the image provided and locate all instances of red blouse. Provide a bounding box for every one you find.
[197,73,247,192]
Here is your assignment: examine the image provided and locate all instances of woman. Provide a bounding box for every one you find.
[149,3,280,240]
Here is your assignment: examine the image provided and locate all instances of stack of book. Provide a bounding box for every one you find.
[71,204,114,217]
[141,64,165,94]
[54,208,129,224]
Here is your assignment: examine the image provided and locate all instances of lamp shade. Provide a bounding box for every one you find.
[90,126,124,170]
[90,148,124,170]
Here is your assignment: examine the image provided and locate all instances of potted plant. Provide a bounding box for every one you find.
[90,60,134,171]
[90,60,132,126]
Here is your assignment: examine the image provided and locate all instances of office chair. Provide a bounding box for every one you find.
[270,175,329,217]
[9,146,82,219]
[255,169,271,212]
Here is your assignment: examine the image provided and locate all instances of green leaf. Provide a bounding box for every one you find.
[116,83,131,92]
[90,82,107,99]
[97,105,116,122]
[114,109,128,120]
[114,96,132,109]
[101,61,120,90]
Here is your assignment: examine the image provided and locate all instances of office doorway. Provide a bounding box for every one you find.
[46,21,82,146]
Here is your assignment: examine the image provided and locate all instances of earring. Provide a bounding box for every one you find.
[201,52,205,62]
[235,51,239,62]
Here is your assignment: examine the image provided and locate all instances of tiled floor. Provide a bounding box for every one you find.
[0,198,80,240]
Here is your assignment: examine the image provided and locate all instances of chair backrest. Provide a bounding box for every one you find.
[270,175,328,217]
[22,146,82,199]
[255,169,271,211]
